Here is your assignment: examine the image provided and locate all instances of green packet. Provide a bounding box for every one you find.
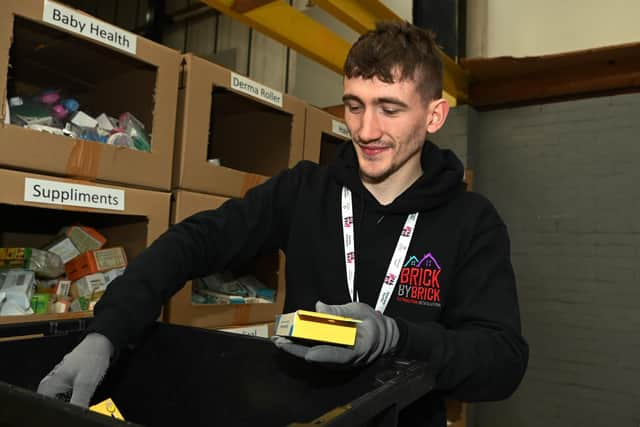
[30,293,50,314]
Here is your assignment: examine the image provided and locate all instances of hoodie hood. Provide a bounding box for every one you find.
[329,140,465,214]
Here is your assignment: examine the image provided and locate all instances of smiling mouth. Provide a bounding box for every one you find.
[358,144,390,157]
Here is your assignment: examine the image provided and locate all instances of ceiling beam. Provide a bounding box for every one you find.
[201,0,350,74]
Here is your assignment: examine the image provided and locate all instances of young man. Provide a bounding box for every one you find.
[38,21,528,426]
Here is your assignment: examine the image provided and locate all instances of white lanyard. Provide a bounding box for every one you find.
[341,187,419,314]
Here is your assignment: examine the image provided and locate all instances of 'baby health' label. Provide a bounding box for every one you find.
[43,1,137,54]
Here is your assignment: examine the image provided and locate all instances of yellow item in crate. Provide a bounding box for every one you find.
[90,398,125,420]
[275,310,361,346]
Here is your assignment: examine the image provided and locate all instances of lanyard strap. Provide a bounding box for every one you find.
[341,187,419,314]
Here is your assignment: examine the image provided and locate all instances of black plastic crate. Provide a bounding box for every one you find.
[0,320,435,426]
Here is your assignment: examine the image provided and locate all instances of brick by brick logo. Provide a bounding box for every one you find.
[396,252,441,307]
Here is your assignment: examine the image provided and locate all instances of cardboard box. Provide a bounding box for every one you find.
[274,310,360,346]
[173,54,305,197]
[0,0,181,190]
[302,106,351,166]
[65,247,127,281]
[164,189,285,328]
[0,167,171,324]
[64,225,107,253]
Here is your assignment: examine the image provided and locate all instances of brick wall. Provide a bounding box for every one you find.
[431,104,476,167]
[466,93,640,427]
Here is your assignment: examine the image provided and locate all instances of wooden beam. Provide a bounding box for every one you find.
[463,42,640,108]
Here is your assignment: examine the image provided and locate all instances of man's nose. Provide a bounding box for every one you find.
[357,109,383,142]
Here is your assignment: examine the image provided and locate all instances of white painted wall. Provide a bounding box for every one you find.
[382,0,412,23]
[468,0,640,58]
[289,3,359,108]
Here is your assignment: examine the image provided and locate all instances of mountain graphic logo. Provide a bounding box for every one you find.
[404,253,441,269]
[404,256,420,267]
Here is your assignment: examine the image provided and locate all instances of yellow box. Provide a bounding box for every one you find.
[90,398,124,420]
[274,310,360,346]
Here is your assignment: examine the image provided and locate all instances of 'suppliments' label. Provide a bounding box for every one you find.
[24,178,125,211]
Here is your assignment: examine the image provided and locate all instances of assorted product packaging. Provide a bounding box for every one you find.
[0,226,126,316]
[192,270,275,305]
[7,89,151,152]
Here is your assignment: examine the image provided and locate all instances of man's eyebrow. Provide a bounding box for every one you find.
[342,94,362,103]
[375,97,409,108]
[342,94,408,109]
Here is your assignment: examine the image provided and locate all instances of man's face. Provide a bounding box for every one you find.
[343,74,433,184]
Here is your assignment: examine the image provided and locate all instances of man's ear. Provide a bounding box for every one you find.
[426,98,450,133]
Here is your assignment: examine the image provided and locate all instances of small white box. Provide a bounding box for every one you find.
[0,269,35,310]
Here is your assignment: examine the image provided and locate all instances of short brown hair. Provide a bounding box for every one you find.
[344,21,443,102]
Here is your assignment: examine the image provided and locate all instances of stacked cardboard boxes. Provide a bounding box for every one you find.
[0,0,180,191]
[166,190,285,335]
[302,106,350,165]
[167,55,307,334]
[0,2,174,324]
[172,54,305,198]
[0,168,170,324]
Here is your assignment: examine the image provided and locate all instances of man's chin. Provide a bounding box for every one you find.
[359,167,391,184]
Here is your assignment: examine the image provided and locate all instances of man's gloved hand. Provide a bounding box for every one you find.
[272,301,400,366]
[37,332,114,407]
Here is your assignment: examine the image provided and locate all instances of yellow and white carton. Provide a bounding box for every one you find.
[274,310,361,346]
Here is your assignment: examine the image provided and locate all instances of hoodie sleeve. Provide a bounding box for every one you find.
[394,202,529,401]
[89,163,308,352]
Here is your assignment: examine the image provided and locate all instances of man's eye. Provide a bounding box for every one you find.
[346,104,362,113]
[382,108,399,115]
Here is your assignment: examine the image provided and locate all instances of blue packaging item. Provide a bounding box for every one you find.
[61,99,79,113]
[256,288,276,302]
[77,126,107,143]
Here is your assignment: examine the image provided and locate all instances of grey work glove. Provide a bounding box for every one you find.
[37,332,114,407]
[272,301,400,366]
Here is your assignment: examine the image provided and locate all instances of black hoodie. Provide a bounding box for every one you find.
[90,141,528,426]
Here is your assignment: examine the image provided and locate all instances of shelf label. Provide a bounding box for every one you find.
[331,120,351,139]
[230,73,283,108]
[43,1,137,55]
[24,178,125,211]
